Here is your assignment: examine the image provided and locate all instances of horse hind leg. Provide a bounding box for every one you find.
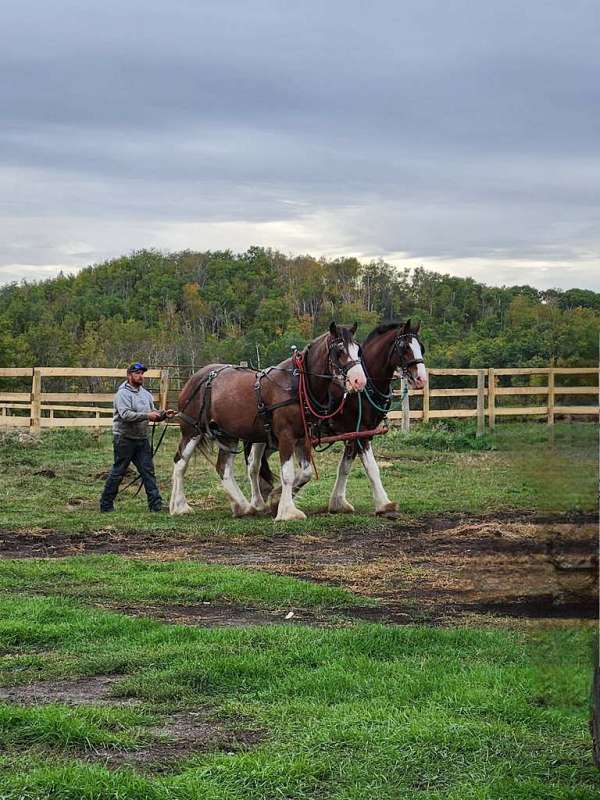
[170,434,200,515]
[216,447,254,517]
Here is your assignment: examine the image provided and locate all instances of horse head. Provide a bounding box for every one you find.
[391,319,427,389]
[326,321,367,393]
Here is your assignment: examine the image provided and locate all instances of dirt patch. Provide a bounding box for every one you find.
[0,675,129,705]
[90,710,263,773]
[0,676,263,772]
[0,514,596,623]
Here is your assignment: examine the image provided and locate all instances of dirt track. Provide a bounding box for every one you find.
[0,513,596,624]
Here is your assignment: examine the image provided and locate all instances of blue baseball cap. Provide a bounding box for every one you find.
[127,362,148,373]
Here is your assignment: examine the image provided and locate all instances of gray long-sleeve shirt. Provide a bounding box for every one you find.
[112,381,156,439]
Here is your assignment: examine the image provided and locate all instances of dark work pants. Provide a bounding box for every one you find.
[100,436,162,511]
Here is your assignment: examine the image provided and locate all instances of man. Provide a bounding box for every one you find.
[100,362,172,512]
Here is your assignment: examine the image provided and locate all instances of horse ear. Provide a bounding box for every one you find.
[350,321,358,335]
[403,318,412,333]
[413,319,421,334]
[329,321,338,336]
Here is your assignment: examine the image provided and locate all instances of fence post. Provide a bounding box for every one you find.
[547,368,555,426]
[476,370,485,437]
[487,368,496,430]
[401,376,410,433]
[422,369,430,424]
[159,368,170,411]
[30,368,41,435]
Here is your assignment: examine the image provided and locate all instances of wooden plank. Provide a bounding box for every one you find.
[0,416,29,427]
[552,405,599,415]
[495,406,548,416]
[401,377,410,432]
[495,386,549,396]
[0,404,32,410]
[38,367,161,378]
[0,393,31,401]
[427,368,481,376]
[40,405,113,414]
[392,388,424,398]
[553,367,599,375]
[428,409,478,418]
[0,368,34,377]
[30,369,41,434]
[40,392,115,402]
[493,368,552,375]
[554,386,598,395]
[488,368,496,430]
[388,410,423,421]
[40,417,114,428]
[159,369,170,410]
[422,370,430,423]
[476,370,485,437]
[429,388,485,397]
[547,370,555,427]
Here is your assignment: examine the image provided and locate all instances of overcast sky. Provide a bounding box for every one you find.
[1,1,599,291]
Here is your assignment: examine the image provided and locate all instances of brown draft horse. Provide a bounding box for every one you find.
[252,319,427,515]
[169,323,366,521]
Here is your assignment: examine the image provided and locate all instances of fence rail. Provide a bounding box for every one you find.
[0,365,598,434]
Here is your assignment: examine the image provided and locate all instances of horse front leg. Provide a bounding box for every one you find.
[170,434,200,515]
[358,442,397,515]
[216,447,254,517]
[329,444,357,513]
[275,436,306,521]
[247,443,268,513]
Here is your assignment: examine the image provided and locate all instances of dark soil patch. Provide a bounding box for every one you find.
[0,676,264,773]
[0,675,129,706]
[0,513,596,623]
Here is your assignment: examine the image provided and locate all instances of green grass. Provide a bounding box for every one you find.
[0,555,362,610]
[0,422,596,535]
[0,594,596,799]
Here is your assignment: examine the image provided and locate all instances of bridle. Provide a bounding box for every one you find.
[391,332,426,379]
[327,336,362,384]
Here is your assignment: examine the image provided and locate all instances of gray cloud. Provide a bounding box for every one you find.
[1,0,599,291]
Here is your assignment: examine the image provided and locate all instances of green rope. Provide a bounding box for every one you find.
[364,384,392,413]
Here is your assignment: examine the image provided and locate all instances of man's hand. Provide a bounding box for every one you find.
[147,411,163,422]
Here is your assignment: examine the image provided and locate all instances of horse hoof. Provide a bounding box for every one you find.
[275,507,307,522]
[375,502,400,519]
[232,504,255,517]
[328,500,355,514]
[170,503,193,516]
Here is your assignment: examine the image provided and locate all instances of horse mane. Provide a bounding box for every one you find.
[362,321,403,346]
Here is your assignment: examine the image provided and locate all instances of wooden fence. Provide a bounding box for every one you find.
[0,365,598,434]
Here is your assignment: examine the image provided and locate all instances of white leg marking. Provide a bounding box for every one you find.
[169,437,200,515]
[359,446,394,513]
[247,443,268,512]
[275,457,306,521]
[329,449,355,513]
[292,445,314,494]
[220,450,253,517]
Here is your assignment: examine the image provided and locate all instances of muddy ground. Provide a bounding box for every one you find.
[0,513,596,625]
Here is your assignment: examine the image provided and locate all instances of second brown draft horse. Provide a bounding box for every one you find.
[169,323,366,521]
[252,319,427,515]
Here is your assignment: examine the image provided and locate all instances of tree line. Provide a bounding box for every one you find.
[0,247,598,371]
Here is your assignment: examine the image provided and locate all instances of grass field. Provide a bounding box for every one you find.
[0,421,596,534]
[0,421,597,798]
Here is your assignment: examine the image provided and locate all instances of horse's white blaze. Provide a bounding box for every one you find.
[247,442,267,511]
[359,446,392,511]
[329,449,355,512]
[410,337,427,384]
[275,457,306,521]
[220,451,252,515]
[169,436,200,515]
[345,342,367,392]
